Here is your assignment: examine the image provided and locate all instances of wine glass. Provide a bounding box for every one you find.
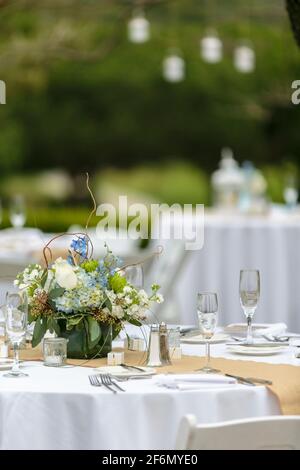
[239,270,260,344]
[124,265,144,289]
[9,194,26,229]
[283,174,298,210]
[196,292,219,373]
[4,290,28,378]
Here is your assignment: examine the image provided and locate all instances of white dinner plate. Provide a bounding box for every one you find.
[94,365,156,378]
[0,359,14,370]
[181,333,229,345]
[226,345,286,356]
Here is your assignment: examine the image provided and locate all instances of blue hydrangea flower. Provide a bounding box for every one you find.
[70,236,88,259]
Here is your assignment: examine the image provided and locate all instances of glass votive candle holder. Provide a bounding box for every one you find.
[43,337,68,367]
[168,326,181,349]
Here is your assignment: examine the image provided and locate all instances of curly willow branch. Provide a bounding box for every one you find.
[42,173,98,267]
[85,172,97,233]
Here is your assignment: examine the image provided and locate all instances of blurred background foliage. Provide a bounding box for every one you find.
[0,0,300,231]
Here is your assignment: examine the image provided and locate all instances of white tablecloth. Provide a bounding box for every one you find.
[1,335,298,450]
[171,212,300,333]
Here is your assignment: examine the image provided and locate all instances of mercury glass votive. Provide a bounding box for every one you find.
[168,326,181,349]
[43,337,68,367]
[168,326,182,359]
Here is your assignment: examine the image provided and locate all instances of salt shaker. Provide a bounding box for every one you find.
[146,324,162,367]
[159,323,172,365]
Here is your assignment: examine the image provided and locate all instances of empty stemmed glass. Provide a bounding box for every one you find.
[9,194,26,230]
[196,292,219,373]
[283,175,298,210]
[4,290,28,378]
[124,265,144,289]
[239,270,260,345]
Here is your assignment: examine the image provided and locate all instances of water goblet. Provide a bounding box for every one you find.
[4,290,28,378]
[9,194,26,229]
[197,292,219,373]
[283,175,298,210]
[239,269,260,345]
[124,265,144,289]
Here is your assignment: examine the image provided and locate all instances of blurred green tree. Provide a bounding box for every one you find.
[0,0,299,177]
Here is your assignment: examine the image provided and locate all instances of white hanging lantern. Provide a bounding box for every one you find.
[162,53,185,83]
[128,11,150,44]
[201,32,223,63]
[234,44,255,73]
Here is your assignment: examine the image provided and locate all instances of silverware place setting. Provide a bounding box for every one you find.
[89,373,126,393]
[262,334,300,343]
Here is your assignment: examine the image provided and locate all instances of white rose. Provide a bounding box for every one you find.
[54,259,77,290]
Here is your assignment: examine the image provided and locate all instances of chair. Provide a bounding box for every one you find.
[176,414,300,450]
[143,238,191,323]
[143,208,203,324]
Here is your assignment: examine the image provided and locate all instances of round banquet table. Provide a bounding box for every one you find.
[168,211,300,333]
[1,339,299,450]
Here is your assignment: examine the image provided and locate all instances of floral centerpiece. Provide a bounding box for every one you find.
[15,236,163,359]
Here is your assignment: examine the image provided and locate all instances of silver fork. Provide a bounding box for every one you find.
[97,374,121,393]
[89,375,101,387]
[89,374,118,392]
[263,334,290,343]
[101,373,126,392]
[95,374,115,393]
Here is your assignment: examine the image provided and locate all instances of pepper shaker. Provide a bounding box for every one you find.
[159,323,172,365]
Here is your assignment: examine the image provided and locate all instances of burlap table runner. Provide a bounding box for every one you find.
[20,347,300,415]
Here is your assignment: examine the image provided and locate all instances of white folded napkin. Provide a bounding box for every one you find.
[156,374,237,390]
[224,323,287,337]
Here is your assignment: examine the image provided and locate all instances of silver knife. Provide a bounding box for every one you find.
[246,377,273,385]
[120,363,145,373]
[225,374,256,386]
[226,342,289,347]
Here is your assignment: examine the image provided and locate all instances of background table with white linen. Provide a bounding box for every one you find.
[153,211,300,333]
[2,211,300,334]
[1,337,299,450]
